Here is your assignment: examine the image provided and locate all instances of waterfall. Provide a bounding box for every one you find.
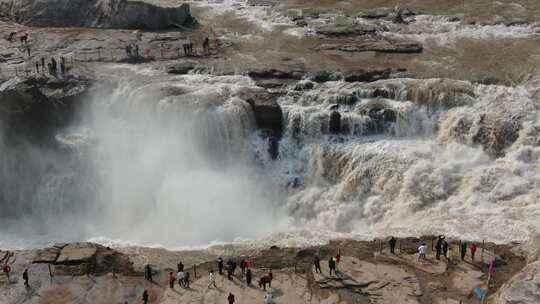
[1,69,539,249]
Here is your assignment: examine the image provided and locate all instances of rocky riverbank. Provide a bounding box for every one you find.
[0,236,537,303]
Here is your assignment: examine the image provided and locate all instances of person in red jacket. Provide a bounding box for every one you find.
[2,264,11,281]
[168,271,175,289]
[258,275,271,290]
[470,243,477,261]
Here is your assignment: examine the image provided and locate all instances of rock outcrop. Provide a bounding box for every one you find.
[243,92,283,139]
[316,39,423,53]
[0,76,93,144]
[0,0,196,30]
[32,242,134,276]
[494,235,540,303]
[494,261,540,304]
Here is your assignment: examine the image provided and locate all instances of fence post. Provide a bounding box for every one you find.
[481,240,485,263]
[194,264,197,279]
[399,240,402,254]
[379,240,382,254]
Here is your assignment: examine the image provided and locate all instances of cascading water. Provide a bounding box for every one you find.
[1,65,539,249]
[0,72,285,248]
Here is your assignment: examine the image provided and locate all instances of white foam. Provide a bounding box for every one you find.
[385,15,540,45]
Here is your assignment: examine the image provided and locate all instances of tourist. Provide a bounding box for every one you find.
[227,260,233,280]
[442,240,449,259]
[217,257,224,275]
[3,263,11,281]
[23,269,29,288]
[447,247,455,265]
[134,45,140,57]
[182,40,188,56]
[60,61,65,75]
[51,58,57,75]
[328,257,337,276]
[125,45,132,57]
[389,237,397,254]
[41,57,45,71]
[240,259,246,276]
[461,242,467,261]
[227,292,235,304]
[245,258,252,269]
[187,39,194,56]
[8,32,15,42]
[177,270,185,288]
[168,271,175,289]
[258,275,271,290]
[142,290,149,304]
[313,255,322,273]
[470,243,477,261]
[208,270,217,288]
[246,268,252,286]
[35,62,40,74]
[185,39,191,56]
[20,33,28,44]
[177,261,184,272]
[264,292,274,304]
[145,264,153,281]
[418,243,428,261]
[267,271,273,287]
[436,236,444,260]
[184,271,190,288]
[231,260,237,276]
[203,36,210,54]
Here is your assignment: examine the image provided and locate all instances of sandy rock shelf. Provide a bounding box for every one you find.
[0,237,532,304]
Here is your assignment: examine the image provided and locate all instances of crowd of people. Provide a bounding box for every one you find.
[2,236,488,303]
[3,31,216,77]
[125,35,212,60]
[3,31,69,78]
[414,235,478,264]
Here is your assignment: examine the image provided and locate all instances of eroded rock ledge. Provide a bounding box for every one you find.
[0,0,196,29]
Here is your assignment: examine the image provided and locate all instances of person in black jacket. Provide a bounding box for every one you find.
[22,269,29,288]
[328,257,336,276]
[389,237,397,254]
[246,268,252,286]
[436,235,444,260]
[217,257,224,275]
[142,290,149,304]
[460,242,467,261]
[313,255,322,273]
[442,241,449,259]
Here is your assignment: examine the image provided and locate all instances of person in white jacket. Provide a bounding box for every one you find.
[418,243,428,261]
[208,270,217,288]
[264,292,274,304]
